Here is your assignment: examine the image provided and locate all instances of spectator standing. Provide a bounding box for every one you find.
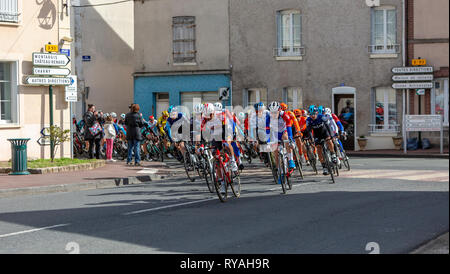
[125,104,144,166]
[104,115,117,162]
[83,104,103,159]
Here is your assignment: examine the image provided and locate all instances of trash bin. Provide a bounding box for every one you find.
[7,138,31,175]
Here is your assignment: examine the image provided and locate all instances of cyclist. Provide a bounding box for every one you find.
[305,106,338,176]
[324,107,347,162]
[249,102,271,165]
[280,103,304,165]
[157,111,172,158]
[293,108,311,164]
[268,102,296,182]
[166,106,190,158]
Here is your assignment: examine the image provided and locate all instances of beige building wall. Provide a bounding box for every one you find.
[75,0,134,117]
[414,0,449,39]
[134,0,230,73]
[0,0,72,161]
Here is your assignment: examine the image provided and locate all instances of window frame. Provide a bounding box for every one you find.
[172,16,197,64]
[276,10,303,57]
[0,0,20,24]
[282,87,303,110]
[431,78,449,126]
[0,60,18,125]
[371,86,399,133]
[370,6,398,55]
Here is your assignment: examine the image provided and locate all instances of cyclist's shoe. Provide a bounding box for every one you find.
[231,160,238,172]
[331,154,338,164]
[322,167,329,176]
[220,180,226,194]
[238,163,245,171]
[167,153,174,159]
[288,160,296,170]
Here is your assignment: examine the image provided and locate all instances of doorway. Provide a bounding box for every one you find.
[155,93,169,119]
[332,87,356,151]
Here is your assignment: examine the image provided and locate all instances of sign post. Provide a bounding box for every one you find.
[403,115,444,154]
[29,48,73,160]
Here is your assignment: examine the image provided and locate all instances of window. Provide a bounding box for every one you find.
[432,79,449,126]
[373,87,398,132]
[181,91,217,114]
[283,87,303,110]
[370,7,398,54]
[276,10,303,57]
[172,16,196,64]
[0,0,18,23]
[244,88,268,108]
[0,62,12,123]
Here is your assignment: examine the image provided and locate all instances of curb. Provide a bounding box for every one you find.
[0,172,173,199]
[347,153,449,159]
[0,160,106,174]
[410,232,449,254]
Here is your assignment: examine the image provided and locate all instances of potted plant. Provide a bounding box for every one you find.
[392,135,403,150]
[357,135,368,151]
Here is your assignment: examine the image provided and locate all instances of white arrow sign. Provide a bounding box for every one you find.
[392,67,433,74]
[32,52,70,67]
[392,74,434,81]
[33,67,71,76]
[392,82,433,89]
[26,76,71,86]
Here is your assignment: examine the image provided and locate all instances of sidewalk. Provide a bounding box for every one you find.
[348,148,449,159]
[0,161,178,198]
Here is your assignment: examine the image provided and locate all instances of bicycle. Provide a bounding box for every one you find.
[211,144,240,202]
[272,140,292,194]
[291,136,305,180]
[183,142,200,182]
[333,134,350,171]
[317,139,337,184]
[303,136,318,175]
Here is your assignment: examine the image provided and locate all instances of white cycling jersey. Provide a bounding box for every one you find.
[324,113,339,136]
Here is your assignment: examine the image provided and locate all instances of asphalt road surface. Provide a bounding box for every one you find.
[0,157,448,254]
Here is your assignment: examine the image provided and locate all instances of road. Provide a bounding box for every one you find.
[0,157,448,254]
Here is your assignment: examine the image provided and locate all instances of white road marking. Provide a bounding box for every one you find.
[0,224,70,239]
[122,198,216,215]
[137,168,158,174]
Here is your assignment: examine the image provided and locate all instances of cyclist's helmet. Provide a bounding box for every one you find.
[148,115,154,120]
[268,101,280,112]
[302,109,307,116]
[213,102,223,112]
[238,112,246,120]
[293,109,302,117]
[254,102,265,111]
[110,112,117,118]
[311,106,320,115]
[308,105,316,114]
[193,103,204,114]
[167,105,174,113]
[203,103,215,116]
[120,113,126,119]
[170,107,178,118]
[318,105,324,114]
[162,110,169,118]
[280,103,288,111]
[325,108,332,115]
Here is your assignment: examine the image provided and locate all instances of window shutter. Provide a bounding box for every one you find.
[243,89,249,108]
[276,11,282,52]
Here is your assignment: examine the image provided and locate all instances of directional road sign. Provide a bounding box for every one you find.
[33,67,71,76]
[26,77,71,86]
[32,52,70,67]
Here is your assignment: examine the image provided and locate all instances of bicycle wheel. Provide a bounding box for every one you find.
[307,146,318,175]
[292,146,304,180]
[183,153,196,182]
[267,152,278,185]
[203,157,215,193]
[283,153,292,190]
[230,170,241,198]
[212,159,228,202]
[278,152,288,194]
[322,148,335,184]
